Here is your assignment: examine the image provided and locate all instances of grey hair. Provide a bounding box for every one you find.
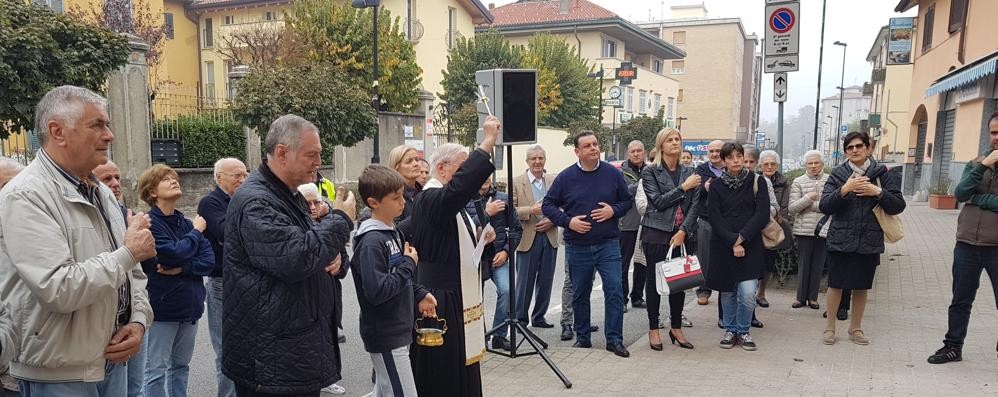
[525,144,546,158]
[34,85,107,146]
[803,150,824,163]
[429,143,469,179]
[213,157,244,178]
[296,182,319,201]
[264,114,319,157]
[759,150,780,163]
[627,140,644,150]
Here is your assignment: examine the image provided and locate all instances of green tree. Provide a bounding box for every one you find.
[0,0,129,139]
[438,31,523,145]
[231,64,377,160]
[616,114,663,152]
[286,0,421,112]
[522,33,599,128]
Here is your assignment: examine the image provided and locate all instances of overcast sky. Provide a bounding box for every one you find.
[490,0,918,124]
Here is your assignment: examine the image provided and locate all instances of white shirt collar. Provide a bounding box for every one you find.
[576,161,600,172]
[527,171,545,185]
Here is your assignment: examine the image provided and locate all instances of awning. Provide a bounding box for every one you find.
[925,53,998,97]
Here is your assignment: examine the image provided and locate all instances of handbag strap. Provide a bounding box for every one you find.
[814,214,830,237]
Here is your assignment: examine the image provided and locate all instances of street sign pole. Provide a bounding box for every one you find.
[777,101,784,168]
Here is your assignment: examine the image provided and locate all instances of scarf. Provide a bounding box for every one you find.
[719,168,751,190]
[848,158,871,177]
[422,178,487,366]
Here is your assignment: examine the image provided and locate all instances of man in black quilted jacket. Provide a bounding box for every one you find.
[222,114,357,397]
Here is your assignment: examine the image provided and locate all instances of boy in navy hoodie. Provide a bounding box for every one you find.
[352,164,436,397]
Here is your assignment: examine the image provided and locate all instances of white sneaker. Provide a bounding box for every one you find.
[321,383,346,395]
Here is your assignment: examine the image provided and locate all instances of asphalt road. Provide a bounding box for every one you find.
[186,246,687,397]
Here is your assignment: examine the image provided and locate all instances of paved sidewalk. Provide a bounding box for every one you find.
[482,203,998,396]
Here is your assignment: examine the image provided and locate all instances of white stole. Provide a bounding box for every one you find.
[423,179,486,366]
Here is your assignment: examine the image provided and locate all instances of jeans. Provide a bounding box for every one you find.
[795,236,827,303]
[643,242,686,330]
[515,234,557,325]
[943,242,998,347]
[720,279,759,335]
[560,257,574,327]
[19,363,125,397]
[126,342,145,397]
[620,230,646,303]
[565,240,624,345]
[206,277,236,397]
[488,261,510,337]
[695,219,713,298]
[143,321,198,397]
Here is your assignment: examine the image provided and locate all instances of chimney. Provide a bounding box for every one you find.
[489,3,494,9]
[559,0,571,15]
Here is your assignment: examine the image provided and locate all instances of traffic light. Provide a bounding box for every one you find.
[474,69,537,145]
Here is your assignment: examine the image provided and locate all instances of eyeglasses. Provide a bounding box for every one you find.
[708,149,721,153]
[845,143,866,152]
[220,172,249,179]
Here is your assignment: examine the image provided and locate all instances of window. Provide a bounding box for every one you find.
[223,15,234,25]
[626,86,634,112]
[601,37,617,58]
[33,0,63,13]
[666,97,674,118]
[654,94,662,116]
[264,11,275,21]
[677,89,684,103]
[921,5,934,52]
[948,0,967,33]
[164,13,174,39]
[671,60,685,74]
[652,59,663,74]
[447,7,457,49]
[406,0,417,40]
[205,61,215,98]
[673,31,686,45]
[203,18,213,48]
[638,90,647,114]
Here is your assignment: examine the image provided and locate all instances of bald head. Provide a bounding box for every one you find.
[707,140,725,166]
[0,157,24,190]
[214,157,248,196]
[93,160,122,201]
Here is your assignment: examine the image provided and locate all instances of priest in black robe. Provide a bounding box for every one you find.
[401,116,501,397]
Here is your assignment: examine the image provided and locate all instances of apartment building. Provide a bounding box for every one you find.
[818,86,872,162]
[638,4,761,144]
[866,24,913,163]
[894,0,998,195]
[483,0,684,141]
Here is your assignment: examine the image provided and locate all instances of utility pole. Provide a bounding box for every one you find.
[811,0,828,150]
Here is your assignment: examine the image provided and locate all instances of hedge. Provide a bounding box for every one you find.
[153,114,246,168]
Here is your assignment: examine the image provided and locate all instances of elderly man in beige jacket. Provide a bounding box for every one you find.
[0,86,156,396]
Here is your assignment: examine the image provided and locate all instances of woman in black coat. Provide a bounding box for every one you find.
[705,142,771,351]
[640,128,701,350]
[819,131,905,346]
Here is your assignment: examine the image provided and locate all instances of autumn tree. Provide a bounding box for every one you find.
[522,33,599,128]
[0,0,129,139]
[67,0,167,72]
[216,24,306,67]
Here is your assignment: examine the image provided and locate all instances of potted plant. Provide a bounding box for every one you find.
[928,180,956,209]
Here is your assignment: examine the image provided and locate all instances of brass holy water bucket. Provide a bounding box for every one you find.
[415,316,447,347]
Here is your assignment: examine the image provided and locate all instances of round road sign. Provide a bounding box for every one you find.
[770,7,795,34]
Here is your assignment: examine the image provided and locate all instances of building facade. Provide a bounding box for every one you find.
[638,4,760,144]
[866,24,913,164]
[483,0,685,148]
[895,0,998,196]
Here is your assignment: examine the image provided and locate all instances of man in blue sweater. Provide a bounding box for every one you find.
[543,131,633,358]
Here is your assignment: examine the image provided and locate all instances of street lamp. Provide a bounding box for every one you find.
[676,116,688,131]
[587,66,604,126]
[833,40,847,157]
[353,0,381,163]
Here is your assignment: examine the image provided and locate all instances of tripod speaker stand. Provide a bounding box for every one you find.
[484,144,572,389]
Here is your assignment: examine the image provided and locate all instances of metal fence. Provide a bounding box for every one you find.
[1,132,36,165]
[150,92,233,141]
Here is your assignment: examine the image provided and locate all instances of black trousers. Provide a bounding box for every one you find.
[236,384,320,397]
[620,230,646,303]
[643,241,686,330]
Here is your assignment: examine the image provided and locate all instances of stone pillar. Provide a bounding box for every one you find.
[418,89,436,158]
[229,65,262,170]
[107,34,151,209]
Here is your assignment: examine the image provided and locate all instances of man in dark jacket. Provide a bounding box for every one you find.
[928,112,998,364]
[197,157,246,397]
[222,115,356,397]
[619,140,647,310]
[466,176,522,350]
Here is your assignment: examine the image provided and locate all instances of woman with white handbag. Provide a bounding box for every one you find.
[638,128,702,351]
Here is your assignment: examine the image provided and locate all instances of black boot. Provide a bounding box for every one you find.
[560,325,574,341]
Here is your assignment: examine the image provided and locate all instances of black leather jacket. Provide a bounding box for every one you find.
[640,163,699,233]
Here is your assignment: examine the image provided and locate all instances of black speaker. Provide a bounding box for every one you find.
[475,69,537,145]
